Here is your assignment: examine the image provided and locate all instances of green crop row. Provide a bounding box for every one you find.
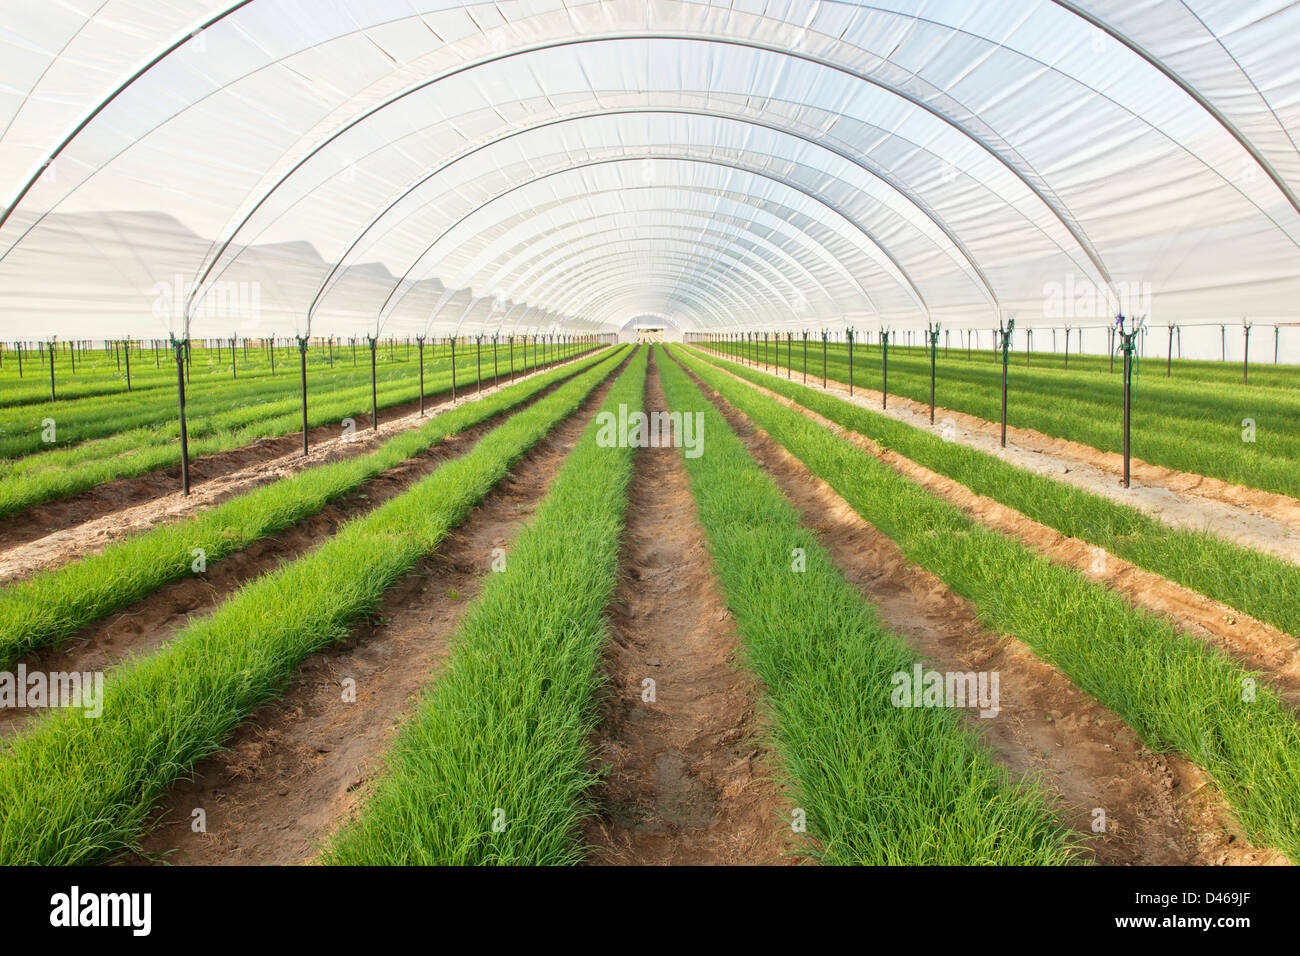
[687,346,1300,642]
[0,344,597,519]
[701,340,1300,499]
[656,347,1078,864]
[0,346,629,865]
[323,347,648,865]
[673,345,1300,862]
[0,347,616,669]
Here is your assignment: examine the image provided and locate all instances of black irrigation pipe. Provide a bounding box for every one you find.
[171,336,191,496]
[416,335,426,417]
[998,318,1015,447]
[880,329,891,409]
[124,338,131,392]
[47,340,56,402]
[297,335,309,456]
[926,321,940,424]
[1115,315,1142,488]
[367,334,378,431]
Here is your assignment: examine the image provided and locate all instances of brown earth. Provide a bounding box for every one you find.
[701,357,1300,703]
[116,352,625,865]
[0,364,597,740]
[583,353,798,865]
[0,352,597,579]
[695,347,1300,562]
[678,352,1285,866]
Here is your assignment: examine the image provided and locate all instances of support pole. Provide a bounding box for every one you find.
[173,336,191,495]
[927,322,941,424]
[998,318,1015,447]
[297,335,309,455]
[416,335,426,416]
[367,334,378,430]
[881,330,891,409]
[1243,321,1252,385]
[1115,315,1142,488]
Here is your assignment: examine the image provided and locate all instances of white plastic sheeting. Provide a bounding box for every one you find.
[0,0,1298,346]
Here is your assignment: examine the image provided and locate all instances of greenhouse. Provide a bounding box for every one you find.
[0,0,1297,903]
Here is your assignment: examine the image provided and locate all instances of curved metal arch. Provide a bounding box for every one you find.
[0,0,257,234]
[527,248,794,324]
[375,187,855,332]
[160,31,1120,320]
[564,273,737,327]
[21,3,1300,306]
[274,106,1001,320]
[397,200,840,317]
[552,256,857,328]
[377,156,928,328]
[509,228,809,315]
[566,278,738,328]
[482,210,831,307]
[1050,0,1300,221]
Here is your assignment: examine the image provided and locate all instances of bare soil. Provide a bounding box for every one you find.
[684,358,1285,866]
[116,355,625,865]
[711,351,1300,563]
[0,369,581,740]
[706,359,1300,702]
[0,355,589,568]
[583,355,798,865]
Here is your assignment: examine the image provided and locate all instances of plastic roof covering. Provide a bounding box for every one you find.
[1,0,1299,344]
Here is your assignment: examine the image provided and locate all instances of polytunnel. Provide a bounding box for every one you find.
[6,0,1300,884]
[0,0,1298,351]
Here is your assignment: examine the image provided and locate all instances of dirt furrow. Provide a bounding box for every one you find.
[684,359,1284,866]
[702,358,1300,705]
[703,349,1300,561]
[583,354,797,865]
[0,353,592,563]
[0,368,591,740]
[116,355,626,866]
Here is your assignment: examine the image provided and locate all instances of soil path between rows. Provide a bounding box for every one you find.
[582,352,798,865]
[681,356,1283,866]
[0,365,598,740]
[694,348,1300,563]
[0,352,597,566]
[699,356,1300,706]
[116,353,627,866]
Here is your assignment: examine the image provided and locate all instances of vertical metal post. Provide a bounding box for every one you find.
[173,336,191,495]
[927,322,940,424]
[368,334,378,430]
[881,330,890,409]
[417,336,425,416]
[998,319,1015,447]
[297,335,309,455]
